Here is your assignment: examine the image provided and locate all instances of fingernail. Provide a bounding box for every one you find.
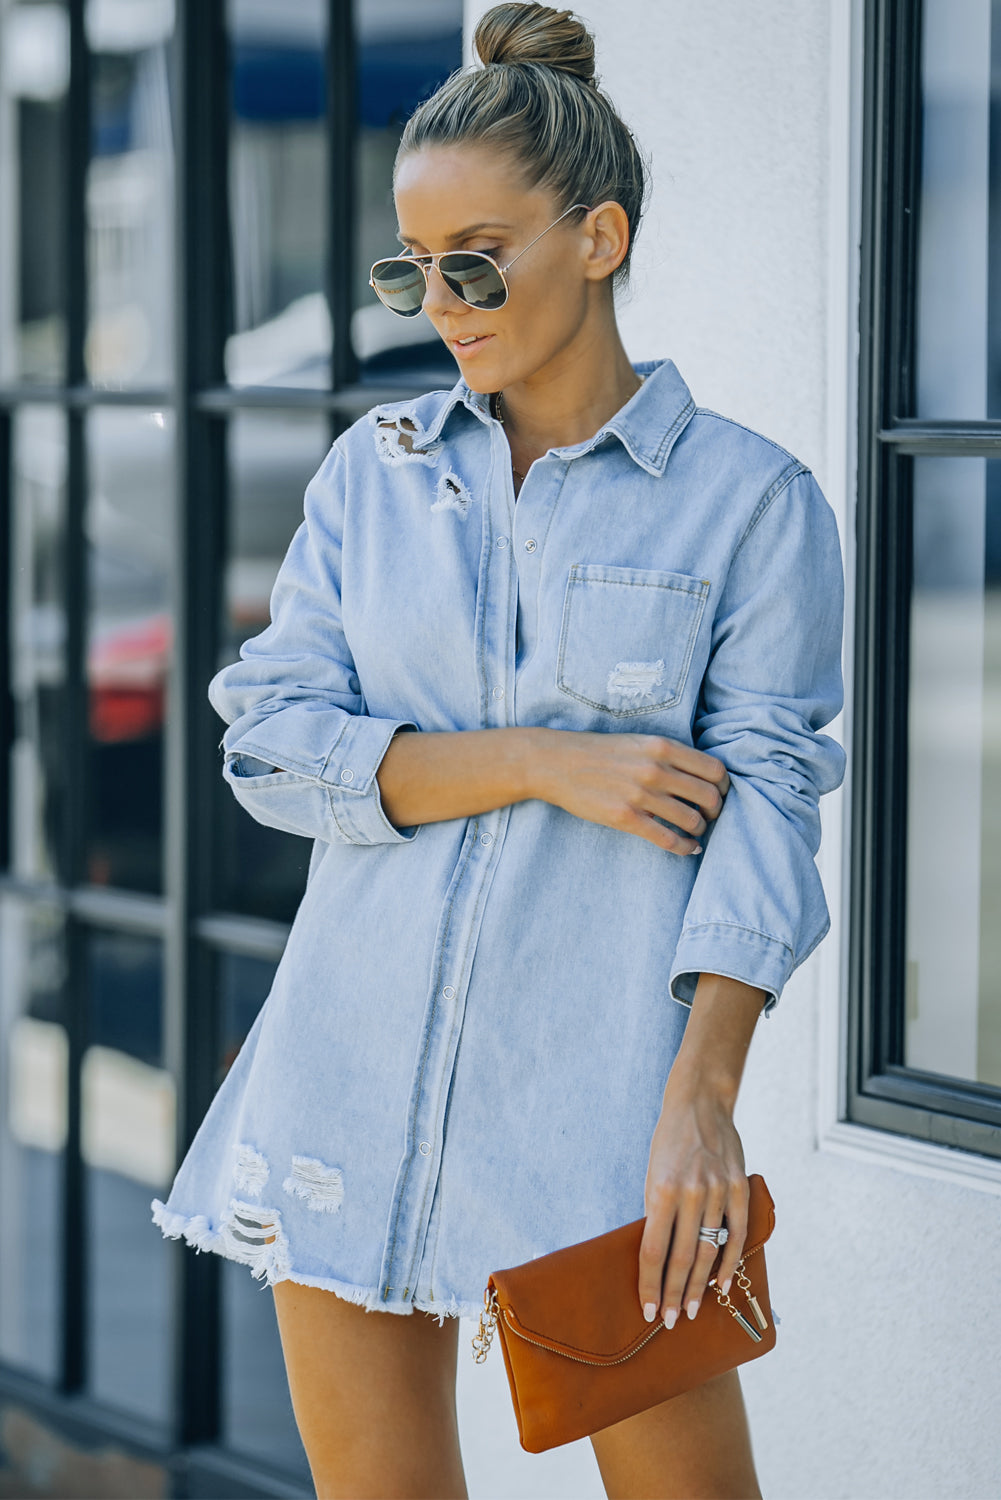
[686,1299,700,1320]
[643,1302,657,1322]
[663,1307,677,1330]
[690,845,703,856]
[722,1278,731,1296]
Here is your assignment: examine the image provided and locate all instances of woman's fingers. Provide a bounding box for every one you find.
[637,1178,750,1326]
[659,1181,727,1324]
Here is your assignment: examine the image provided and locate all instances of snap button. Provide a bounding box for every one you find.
[492,685,504,699]
[339,767,354,783]
[442,985,456,999]
[524,538,537,552]
[480,832,493,846]
[418,1141,432,1156]
[496,535,509,549]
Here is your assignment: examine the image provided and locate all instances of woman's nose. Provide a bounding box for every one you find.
[421,262,462,319]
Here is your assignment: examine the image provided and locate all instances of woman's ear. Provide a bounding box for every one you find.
[581,200,631,284]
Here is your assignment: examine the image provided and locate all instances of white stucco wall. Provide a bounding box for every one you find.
[455,4,1001,1498]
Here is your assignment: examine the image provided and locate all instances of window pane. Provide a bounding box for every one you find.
[225,0,330,390]
[354,0,462,382]
[9,405,68,882]
[0,1,69,384]
[217,952,310,1479]
[84,927,174,1421]
[0,897,66,1382]
[216,410,329,920]
[85,406,174,893]
[84,0,175,389]
[914,0,1001,419]
[906,456,1001,1086]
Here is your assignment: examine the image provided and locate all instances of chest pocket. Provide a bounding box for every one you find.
[556,563,710,716]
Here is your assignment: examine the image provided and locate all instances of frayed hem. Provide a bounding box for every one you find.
[150,1200,481,1321]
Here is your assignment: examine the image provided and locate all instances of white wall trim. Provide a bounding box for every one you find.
[821,1119,1001,1195]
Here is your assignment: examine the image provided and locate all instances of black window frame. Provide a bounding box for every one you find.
[0,2,453,1492]
[850,0,1001,1159]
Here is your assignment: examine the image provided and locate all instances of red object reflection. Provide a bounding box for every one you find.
[88,612,172,744]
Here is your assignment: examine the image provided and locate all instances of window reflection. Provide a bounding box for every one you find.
[83,927,173,1420]
[0,1,69,383]
[216,410,329,920]
[10,406,68,882]
[85,406,174,893]
[0,897,66,1382]
[84,0,175,388]
[906,457,1001,1086]
[354,0,462,382]
[225,0,330,389]
[216,950,309,1478]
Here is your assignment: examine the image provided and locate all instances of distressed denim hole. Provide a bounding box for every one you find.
[283,1154,345,1213]
[374,412,442,467]
[233,1142,270,1195]
[430,471,472,516]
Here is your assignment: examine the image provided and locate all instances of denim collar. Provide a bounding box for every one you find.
[419,357,697,477]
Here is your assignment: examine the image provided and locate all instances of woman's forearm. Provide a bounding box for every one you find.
[665,973,768,1110]
[376,726,551,828]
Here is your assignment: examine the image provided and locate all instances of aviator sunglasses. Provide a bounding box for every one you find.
[369,202,592,318]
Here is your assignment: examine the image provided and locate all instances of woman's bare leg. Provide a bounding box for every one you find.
[588,1368,761,1500]
[272,1281,467,1500]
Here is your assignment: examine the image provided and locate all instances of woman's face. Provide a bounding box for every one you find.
[391,143,606,393]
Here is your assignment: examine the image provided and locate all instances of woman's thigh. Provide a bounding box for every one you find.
[588,1368,761,1500]
[271,1280,467,1500]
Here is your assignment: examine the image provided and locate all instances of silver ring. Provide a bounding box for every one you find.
[697,1224,728,1248]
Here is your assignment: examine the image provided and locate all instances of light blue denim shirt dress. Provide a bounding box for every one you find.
[150,356,846,1321]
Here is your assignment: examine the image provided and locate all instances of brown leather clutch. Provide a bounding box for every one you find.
[471,1173,777,1453]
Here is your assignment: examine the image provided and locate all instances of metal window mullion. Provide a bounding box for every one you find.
[328,0,357,391]
[58,0,92,1396]
[165,0,227,1451]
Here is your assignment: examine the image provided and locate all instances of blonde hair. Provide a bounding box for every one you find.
[396,4,647,286]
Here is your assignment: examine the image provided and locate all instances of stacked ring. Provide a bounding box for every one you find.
[697,1224,728,1248]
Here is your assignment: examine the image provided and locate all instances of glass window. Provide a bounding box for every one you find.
[224,0,329,390]
[853,0,1001,1154]
[0,897,66,1382]
[216,409,330,921]
[84,0,175,389]
[0,0,70,385]
[84,406,174,893]
[83,926,174,1422]
[353,0,462,382]
[217,952,309,1479]
[9,405,68,883]
[905,457,1001,1085]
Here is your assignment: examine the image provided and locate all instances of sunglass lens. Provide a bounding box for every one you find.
[439,253,508,310]
[371,260,426,317]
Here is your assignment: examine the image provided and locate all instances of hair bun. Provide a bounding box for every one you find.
[474,3,596,86]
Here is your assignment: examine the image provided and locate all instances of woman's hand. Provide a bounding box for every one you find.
[637,974,767,1326]
[534,729,729,854]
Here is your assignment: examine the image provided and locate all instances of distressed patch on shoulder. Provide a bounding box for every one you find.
[606,659,665,701]
[233,1142,270,1195]
[220,1198,292,1284]
[283,1155,345,1213]
[430,471,472,516]
[373,410,442,467]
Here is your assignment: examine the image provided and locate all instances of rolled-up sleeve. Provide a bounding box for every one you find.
[668,466,846,1014]
[208,442,421,846]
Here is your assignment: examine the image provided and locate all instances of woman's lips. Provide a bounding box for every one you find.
[449,333,495,358]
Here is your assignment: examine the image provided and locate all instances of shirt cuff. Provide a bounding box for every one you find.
[318,713,421,845]
[669,922,796,1017]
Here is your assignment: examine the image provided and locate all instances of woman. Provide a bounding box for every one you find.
[151,5,846,1497]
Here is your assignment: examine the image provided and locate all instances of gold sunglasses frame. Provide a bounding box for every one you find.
[368,202,592,318]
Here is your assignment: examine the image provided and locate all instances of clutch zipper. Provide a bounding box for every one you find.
[471,1245,767,1364]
